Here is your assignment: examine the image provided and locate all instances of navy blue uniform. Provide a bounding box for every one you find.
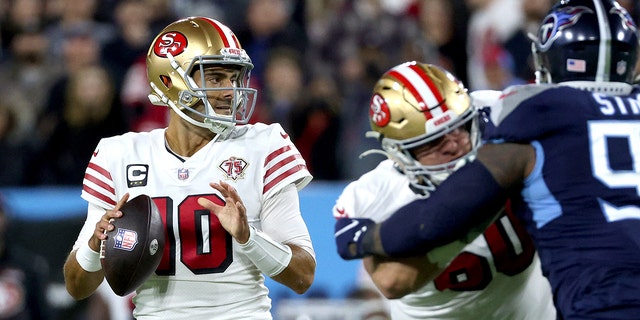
[380,84,640,319]
[487,84,640,319]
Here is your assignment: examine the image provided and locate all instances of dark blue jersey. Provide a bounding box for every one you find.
[380,83,640,319]
[485,84,640,318]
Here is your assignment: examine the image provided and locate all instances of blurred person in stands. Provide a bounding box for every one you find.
[503,0,554,83]
[0,0,47,60]
[0,30,58,143]
[465,0,523,90]
[333,61,555,319]
[63,16,315,319]
[289,75,342,180]
[120,55,170,132]
[44,0,115,59]
[236,0,307,87]
[28,64,127,185]
[0,194,52,319]
[253,47,304,131]
[403,0,470,84]
[481,43,526,90]
[32,29,104,170]
[0,104,31,186]
[101,0,155,90]
[0,0,59,146]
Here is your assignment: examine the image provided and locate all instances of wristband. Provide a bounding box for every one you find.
[76,243,102,272]
[238,226,292,277]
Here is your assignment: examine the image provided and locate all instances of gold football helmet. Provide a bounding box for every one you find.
[364,62,480,194]
[146,16,257,137]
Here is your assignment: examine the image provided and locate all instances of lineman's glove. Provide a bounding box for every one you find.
[334,218,375,260]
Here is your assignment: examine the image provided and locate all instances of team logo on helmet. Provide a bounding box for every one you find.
[370,94,391,127]
[610,6,637,32]
[538,6,594,51]
[153,32,188,57]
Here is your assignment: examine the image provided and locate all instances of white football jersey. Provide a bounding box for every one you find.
[333,160,556,320]
[80,123,312,320]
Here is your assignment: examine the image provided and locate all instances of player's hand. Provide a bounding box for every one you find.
[92,193,129,251]
[334,218,375,260]
[199,181,250,244]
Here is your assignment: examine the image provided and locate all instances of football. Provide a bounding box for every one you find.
[100,194,165,296]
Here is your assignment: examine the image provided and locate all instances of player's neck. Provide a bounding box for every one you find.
[164,124,214,157]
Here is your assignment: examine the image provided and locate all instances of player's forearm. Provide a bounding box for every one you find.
[364,255,437,299]
[361,161,506,258]
[63,250,105,300]
[271,245,316,294]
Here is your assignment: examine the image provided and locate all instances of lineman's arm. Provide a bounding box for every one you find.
[363,255,439,299]
[339,143,535,259]
[64,195,129,300]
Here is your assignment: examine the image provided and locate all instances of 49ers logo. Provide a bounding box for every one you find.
[154,32,188,57]
[369,94,391,127]
[218,157,248,180]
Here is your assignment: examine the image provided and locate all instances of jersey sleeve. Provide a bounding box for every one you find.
[262,123,313,199]
[81,137,121,209]
[483,85,584,143]
[470,90,502,109]
[333,160,420,222]
[261,184,315,259]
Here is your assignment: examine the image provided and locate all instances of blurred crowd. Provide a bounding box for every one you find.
[0,0,638,186]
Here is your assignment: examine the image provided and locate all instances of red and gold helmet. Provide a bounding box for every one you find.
[146,16,257,137]
[366,62,480,194]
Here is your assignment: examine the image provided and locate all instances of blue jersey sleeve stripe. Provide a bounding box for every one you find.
[522,141,562,229]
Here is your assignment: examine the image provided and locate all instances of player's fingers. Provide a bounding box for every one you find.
[198,197,220,214]
[219,180,241,202]
[114,193,130,210]
[209,182,227,196]
[102,193,129,222]
[209,182,240,205]
[235,201,246,216]
[94,219,114,240]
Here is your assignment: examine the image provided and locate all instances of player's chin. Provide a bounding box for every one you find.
[213,108,231,116]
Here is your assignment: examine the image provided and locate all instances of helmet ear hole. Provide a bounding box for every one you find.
[160,75,172,88]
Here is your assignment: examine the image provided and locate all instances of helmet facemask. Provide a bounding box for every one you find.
[377,108,480,195]
[183,55,256,136]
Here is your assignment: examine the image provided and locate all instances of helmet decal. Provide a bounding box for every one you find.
[153,32,188,57]
[201,17,241,48]
[387,63,449,121]
[538,6,593,51]
[369,94,391,127]
[610,6,637,32]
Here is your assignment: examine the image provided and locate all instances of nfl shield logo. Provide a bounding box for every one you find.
[617,60,627,75]
[178,168,189,180]
[114,228,138,251]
